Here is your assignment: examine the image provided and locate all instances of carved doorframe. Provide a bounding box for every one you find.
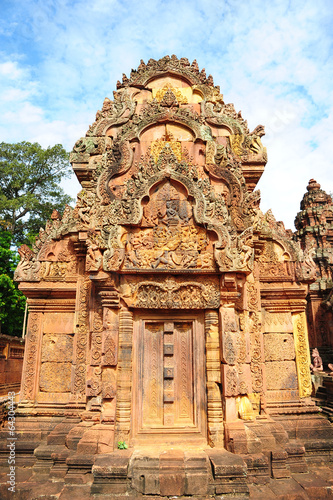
[114,282,224,448]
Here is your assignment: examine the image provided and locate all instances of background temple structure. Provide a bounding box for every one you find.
[295,179,333,353]
[3,56,333,497]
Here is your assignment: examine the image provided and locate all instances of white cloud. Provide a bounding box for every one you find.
[0,60,25,79]
[0,0,332,228]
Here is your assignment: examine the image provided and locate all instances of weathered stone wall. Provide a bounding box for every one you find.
[0,335,25,395]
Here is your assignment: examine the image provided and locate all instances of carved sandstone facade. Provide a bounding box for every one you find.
[9,56,333,496]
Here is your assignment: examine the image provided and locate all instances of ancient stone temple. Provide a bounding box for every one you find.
[8,56,333,497]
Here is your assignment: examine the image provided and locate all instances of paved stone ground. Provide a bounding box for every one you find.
[0,463,333,499]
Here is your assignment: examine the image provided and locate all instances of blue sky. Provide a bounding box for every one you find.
[1,0,332,229]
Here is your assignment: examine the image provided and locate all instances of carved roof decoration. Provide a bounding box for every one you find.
[115,55,216,89]
[14,56,316,286]
[298,179,333,213]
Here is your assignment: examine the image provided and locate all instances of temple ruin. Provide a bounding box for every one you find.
[6,56,333,497]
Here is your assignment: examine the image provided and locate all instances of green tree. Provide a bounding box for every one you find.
[0,141,75,335]
[0,141,74,246]
[0,227,25,336]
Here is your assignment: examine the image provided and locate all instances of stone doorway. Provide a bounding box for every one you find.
[131,311,207,446]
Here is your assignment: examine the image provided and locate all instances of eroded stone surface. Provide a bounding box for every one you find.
[39,362,72,392]
[42,334,73,362]
[264,333,295,361]
[265,361,298,390]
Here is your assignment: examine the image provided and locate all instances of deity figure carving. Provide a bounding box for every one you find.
[310,348,323,372]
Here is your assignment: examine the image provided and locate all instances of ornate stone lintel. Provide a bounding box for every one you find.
[122,275,220,309]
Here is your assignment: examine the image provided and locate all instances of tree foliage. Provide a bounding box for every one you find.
[0,141,75,335]
[0,141,74,246]
[0,227,25,336]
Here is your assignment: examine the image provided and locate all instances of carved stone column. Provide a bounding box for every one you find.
[98,288,120,424]
[205,310,224,447]
[72,276,91,404]
[115,306,133,444]
[245,274,263,398]
[19,308,42,405]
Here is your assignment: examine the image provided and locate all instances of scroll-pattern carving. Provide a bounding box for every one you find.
[21,312,41,401]
[90,295,103,366]
[246,280,260,312]
[250,312,263,393]
[292,313,312,398]
[225,366,239,396]
[87,367,102,397]
[74,277,91,394]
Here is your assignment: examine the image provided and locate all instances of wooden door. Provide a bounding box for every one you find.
[132,313,206,444]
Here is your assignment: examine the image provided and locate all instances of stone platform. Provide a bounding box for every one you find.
[1,449,333,499]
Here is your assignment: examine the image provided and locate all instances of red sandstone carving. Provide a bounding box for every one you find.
[8,56,333,496]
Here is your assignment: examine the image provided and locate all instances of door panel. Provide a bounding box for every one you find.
[133,312,206,444]
[142,321,164,428]
[173,321,194,426]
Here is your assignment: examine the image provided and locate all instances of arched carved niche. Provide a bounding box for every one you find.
[103,177,218,273]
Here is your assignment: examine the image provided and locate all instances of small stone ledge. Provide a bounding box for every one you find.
[206,448,249,496]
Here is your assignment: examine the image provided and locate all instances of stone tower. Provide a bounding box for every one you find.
[295,178,333,352]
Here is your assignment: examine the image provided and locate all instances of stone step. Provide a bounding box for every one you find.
[92,448,250,497]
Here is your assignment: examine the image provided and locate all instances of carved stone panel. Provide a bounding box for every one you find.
[104,179,217,272]
[20,312,42,402]
[265,361,298,391]
[39,362,72,392]
[262,311,293,334]
[292,312,312,398]
[264,334,295,362]
[121,275,220,309]
[41,334,73,362]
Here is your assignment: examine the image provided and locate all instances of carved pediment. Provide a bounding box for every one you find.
[20,56,315,283]
[103,179,217,272]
